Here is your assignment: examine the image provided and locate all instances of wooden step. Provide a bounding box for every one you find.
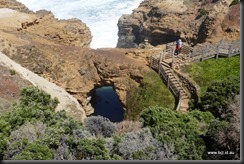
[163,68,171,72]
[161,61,171,68]
[181,95,188,99]
[180,92,188,97]
[171,79,178,82]
[172,83,181,88]
[164,69,171,73]
[173,85,182,89]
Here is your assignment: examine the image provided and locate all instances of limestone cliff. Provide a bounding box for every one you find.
[117,0,240,48]
[0,1,92,120]
[0,0,32,13]
[0,0,92,48]
[0,2,150,120]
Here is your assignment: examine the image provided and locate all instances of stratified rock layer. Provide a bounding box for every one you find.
[117,0,240,48]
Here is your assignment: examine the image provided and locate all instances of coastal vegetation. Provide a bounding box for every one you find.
[182,55,240,94]
[230,0,240,7]
[0,0,240,160]
[125,71,175,121]
[0,87,177,160]
[0,51,240,160]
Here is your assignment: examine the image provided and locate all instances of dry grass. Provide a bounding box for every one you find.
[115,120,142,135]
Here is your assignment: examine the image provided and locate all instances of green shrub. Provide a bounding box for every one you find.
[0,86,83,159]
[140,106,213,160]
[75,138,111,160]
[189,110,215,134]
[229,0,240,6]
[20,86,59,110]
[197,9,208,19]
[200,76,240,118]
[203,97,240,160]
[13,141,54,160]
[9,69,16,75]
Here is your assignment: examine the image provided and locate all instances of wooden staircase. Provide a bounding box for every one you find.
[150,39,240,113]
[159,60,190,112]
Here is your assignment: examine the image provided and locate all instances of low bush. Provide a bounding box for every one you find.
[0,86,83,159]
[9,69,16,75]
[229,0,240,6]
[20,86,59,110]
[106,128,177,160]
[140,106,214,160]
[84,116,118,138]
[13,141,54,160]
[75,138,111,160]
[200,76,240,118]
[203,96,240,160]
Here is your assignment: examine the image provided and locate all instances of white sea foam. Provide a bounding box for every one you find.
[16,0,142,48]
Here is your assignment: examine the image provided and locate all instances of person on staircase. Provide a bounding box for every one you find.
[175,38,182,56]
[178,39,182,54]
[175,39,180,56]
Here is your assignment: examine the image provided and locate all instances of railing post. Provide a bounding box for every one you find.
[201,46,205,61]
[206,44,209,57]
[216,44,219,59]
[150,56,152,68]
[228,41,233,57]
[167,75,170,88]
[176,91,181,111]
[189,47,195,62]
[192,48,196,62]
[158,53,162,74]
[158,65,161,77]
[172,51,174,68]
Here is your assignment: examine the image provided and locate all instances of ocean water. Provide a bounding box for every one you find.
[91,86,124,122]
[16,0,143,48]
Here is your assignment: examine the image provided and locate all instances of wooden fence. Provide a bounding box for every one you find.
[149,38,240,111]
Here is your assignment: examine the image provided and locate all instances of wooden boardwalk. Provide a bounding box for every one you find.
[150,39,240,112]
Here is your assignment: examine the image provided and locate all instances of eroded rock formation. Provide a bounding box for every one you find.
[0,1,150,119]
[1,0,240,121]
[0,0,32,13]
[117,0,240,48]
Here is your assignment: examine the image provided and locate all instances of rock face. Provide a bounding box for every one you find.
[2,0,239,121]
[0,2,151,120]
[117,0,240,48]
[0,2,92,120]
[0,1,92,48]
[0,64,32,114]
[0,0,32,13]
[0,51,87,122]
[22,10,92,48]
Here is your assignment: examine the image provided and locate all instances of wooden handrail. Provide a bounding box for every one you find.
[149,38,240,112]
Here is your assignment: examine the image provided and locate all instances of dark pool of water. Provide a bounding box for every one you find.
[91,86,124,122]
